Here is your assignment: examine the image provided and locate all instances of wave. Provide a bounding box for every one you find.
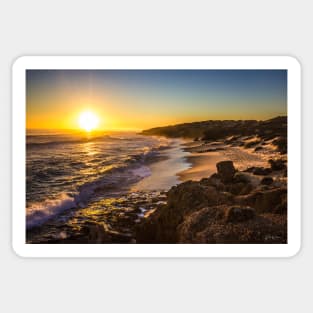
[26,135,111,148]
[26,133,169,148]
[26,136,173,229]
[26,193,76,229]
[26,162,155,229]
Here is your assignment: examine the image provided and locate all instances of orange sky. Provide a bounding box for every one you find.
[26,70,287,131]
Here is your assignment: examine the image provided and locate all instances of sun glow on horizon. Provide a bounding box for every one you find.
[78,111,99,132]
[26,70,287,130]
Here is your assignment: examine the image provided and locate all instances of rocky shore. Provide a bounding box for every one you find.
[136,158,287,244]
[134,116,288,244]
[28,116,288,244]
[28,155,287,244]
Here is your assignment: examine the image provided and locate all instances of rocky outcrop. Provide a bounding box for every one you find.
[177,207,286,243]
[142,116,287,154]
[136,161,287,244]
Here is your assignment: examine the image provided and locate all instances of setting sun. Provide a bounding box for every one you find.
[78,111,99,132]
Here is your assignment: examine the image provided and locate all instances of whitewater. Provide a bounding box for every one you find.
[26,129,174,230]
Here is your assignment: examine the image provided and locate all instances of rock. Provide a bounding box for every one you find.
[261,176,274,185]
[244,166,272,175]
[244,167,255,173]
[237,187,287,214]
[135,213,160,243]
[254,188,287,213]
[177,206,225,242]
[200,174,225,191]
[225,206,255,223]
[269,159,287,171]
[219,191,235,203]
[136,181,223,243]
[84,221,132,243]
[254,146,263,151]
[167,181,219,210]
[274,193,287,214]
[151,197,161,203]
[239,183,254,195]
[272,137,287,154]
[137,188,286,244]
[85,222,111,243]
[216,161,236,183]
[252,167,272,176]
[137,157,287,244]
[244,139,261,148]
[176,205,286,244]
[233,172,251,183]
[228,182,246,195]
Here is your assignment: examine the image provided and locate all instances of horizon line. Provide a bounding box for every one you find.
[26,114,287,132]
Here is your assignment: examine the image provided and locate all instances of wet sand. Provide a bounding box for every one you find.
[133,138,278,190]
[131,139,191,191]
[177,151,226,181]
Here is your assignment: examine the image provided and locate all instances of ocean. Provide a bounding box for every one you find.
[26,130,189,243]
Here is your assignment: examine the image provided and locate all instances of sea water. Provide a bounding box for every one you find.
[26,129,174,230]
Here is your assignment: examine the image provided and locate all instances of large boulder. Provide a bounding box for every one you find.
[216,160,236,183]
[136,181,221,243]
[167,181,219,211]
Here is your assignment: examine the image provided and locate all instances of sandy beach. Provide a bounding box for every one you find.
[131,139,191,191]
[177,151,225,181]
[177,138,278,182]
[133,136,280,189]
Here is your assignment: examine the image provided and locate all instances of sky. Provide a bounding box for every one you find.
[26,69,287,130]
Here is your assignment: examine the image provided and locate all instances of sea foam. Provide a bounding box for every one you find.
[26,193,76,229]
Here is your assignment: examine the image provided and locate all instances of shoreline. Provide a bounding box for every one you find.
[177,151,225,181]
[131,138,191,191]
[27,128,288,244]
[136,139,288,244]
[176,136,283,183]
[134,135,280,188]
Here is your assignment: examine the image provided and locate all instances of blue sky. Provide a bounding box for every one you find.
[26,69,287,130]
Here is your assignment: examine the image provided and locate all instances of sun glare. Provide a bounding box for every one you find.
[78,111,99,132]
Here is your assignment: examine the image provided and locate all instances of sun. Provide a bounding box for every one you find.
[78,111,99,132]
